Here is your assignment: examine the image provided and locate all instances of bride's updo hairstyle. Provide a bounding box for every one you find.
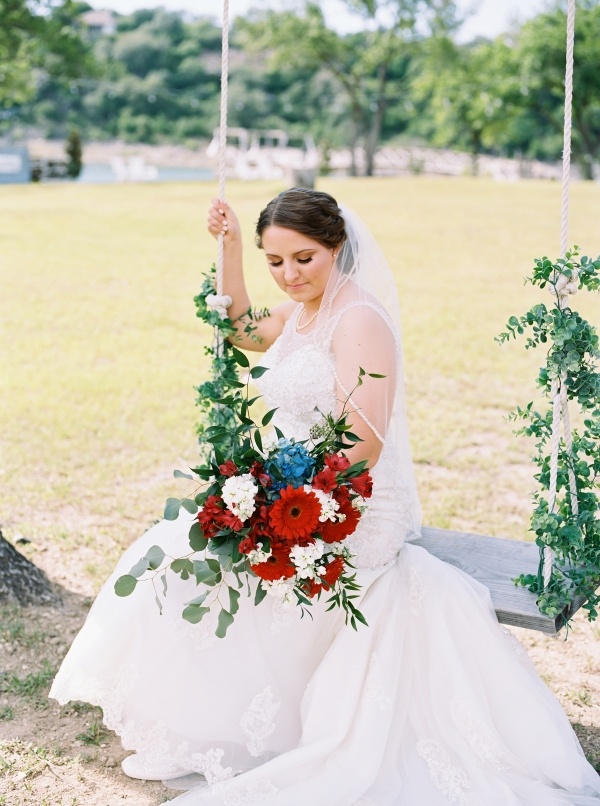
[255,187,347,253]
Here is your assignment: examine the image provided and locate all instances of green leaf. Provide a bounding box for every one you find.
[254,582,268,606]
[174,469,194,480]
[228,586,241,615]
[254,429,263,453]
[164,498,181,520]
[193,560,220,586]
[171,558,194,579]
[250,365,269,379]
[129,556,150,578]
[161,572,168,597]
[114,575,137,597]
[206,558,222,574]
[189,521,209,552]
[147,545,165,570]
[186,591,209,607]
[182,604,211,624]
[231,345,250,368]
[181,498,199,515]
[216,608,235,638]
[262,408,277,426]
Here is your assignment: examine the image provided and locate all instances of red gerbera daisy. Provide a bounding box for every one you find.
[269,485,321,542]
[318,496,360,543]
[251,545,296,582]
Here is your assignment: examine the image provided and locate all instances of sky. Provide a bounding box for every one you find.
[88,0,549,42]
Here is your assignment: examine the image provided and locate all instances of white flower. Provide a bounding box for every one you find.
[221,473,258,522]
[308,486,340,522]
[263,578,295,605]
[261,431,279,456]
[352,495,370,514]
[247,546,272,565]
[289,542,325,580]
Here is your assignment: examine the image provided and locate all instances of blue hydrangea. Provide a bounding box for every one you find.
[265,439,316,493]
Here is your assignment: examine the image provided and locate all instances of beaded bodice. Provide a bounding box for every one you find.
[256,305,414,569]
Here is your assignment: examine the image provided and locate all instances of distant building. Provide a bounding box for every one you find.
[0,147,30,184]
[80,9,117,37]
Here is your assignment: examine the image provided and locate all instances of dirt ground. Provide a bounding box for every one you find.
[1,575,599,805]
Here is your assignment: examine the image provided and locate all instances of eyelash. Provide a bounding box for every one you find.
[269,257,313,267]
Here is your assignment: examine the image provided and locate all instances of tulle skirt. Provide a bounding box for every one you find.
[50,512,600,805]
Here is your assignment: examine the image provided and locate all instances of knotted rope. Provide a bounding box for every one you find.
[543,0,577,587]
[212,0,232,357]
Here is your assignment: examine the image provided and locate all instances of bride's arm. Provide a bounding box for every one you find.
[207,198,290,352]
[331,306,397,468]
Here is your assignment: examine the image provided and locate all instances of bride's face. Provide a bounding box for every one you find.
[261,225,336,310]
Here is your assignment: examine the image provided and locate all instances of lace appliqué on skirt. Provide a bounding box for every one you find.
[240,686,281,758]
[213,780,279,804]
[191,747,233,784]
[451,695,509,772]
[363,652,392,711]
[408,563,430,616]
[416,739,475,805]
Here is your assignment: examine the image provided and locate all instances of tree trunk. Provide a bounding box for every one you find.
[365,65,388,177]
[0,531,61,606]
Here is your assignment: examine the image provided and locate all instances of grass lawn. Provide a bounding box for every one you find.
[1,176,598,581]
[1,176,599,802]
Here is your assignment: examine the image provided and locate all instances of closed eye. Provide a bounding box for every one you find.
[298,257,313,265]
[268,259,283,267]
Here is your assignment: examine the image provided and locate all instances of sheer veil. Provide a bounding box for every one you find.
[314,205,422,541]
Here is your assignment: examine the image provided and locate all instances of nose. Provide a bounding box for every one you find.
[283,261,300,282]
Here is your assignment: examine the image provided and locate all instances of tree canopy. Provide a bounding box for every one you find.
[2,0,599,178]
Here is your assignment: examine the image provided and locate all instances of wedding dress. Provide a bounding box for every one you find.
[50,300,600,805]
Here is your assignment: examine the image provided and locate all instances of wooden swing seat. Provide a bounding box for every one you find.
[413,527,589,635]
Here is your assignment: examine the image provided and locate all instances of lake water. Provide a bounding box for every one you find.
[78,163,214,183]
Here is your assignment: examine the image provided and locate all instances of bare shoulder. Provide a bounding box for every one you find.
[270,299,298,325]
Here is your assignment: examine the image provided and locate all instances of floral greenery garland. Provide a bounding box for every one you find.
[496,248,600,623]
[193,265,269,457]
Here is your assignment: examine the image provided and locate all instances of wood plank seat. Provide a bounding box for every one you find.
[412,527,588,635]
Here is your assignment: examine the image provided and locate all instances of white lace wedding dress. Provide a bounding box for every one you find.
[51,307,600,805]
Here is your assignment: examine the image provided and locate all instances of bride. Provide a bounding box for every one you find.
[51,188,600,804]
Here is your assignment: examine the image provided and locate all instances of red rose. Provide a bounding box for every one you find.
[312,467,338,493]
[251,545,296,582]
[269,485,321,543]
[325,453,351,472]
[219,460,238,477]
[318,497,360,543]
[348,471,373,499]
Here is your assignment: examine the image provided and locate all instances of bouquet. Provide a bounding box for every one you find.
[115,311,377,636]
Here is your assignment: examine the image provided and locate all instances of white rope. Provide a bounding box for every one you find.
[213,0,230,364]
[543,0,577,588]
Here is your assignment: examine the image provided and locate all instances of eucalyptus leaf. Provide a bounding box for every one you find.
[174,469,194,480]
[189,522,209,551]
[164,498,181,520]
[228,586,241,615]
[147,545,165,570]
[130,556,150,578]
[216,608,235,638]
[181,498,199,515]
[182,604,211,624]
[114,575,137,597]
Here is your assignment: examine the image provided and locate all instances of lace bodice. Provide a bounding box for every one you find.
[256,305,414,569]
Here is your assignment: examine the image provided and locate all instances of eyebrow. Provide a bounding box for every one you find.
[265,248,316,258]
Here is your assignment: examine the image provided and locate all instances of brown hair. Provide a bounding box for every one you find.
[255,188,346,250]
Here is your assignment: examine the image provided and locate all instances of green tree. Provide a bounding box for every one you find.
[515,2,600,179]
[416,36,521,173]
[239,0,459,176]
[0,0,95,107]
